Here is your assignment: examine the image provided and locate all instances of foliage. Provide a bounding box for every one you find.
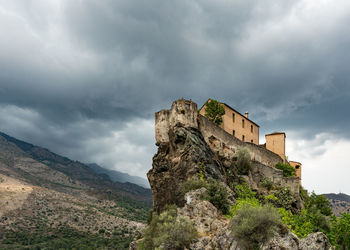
[139,205,197,250]
[203,179,230,215]
[328,213,350,250]
[278,207,331,238]
[235,147,251,175]
[271,187,296,210]
[299,185,311,205]
[229,203,281,249]
[233,183,256,199]
[264,194,278,202]
[260,178,274,191]
[308,192,332,216]
[182,178,207,195]
[229,197,261,216]
[204,99,225,125]
[277,190,336,243]
[275,163,296,177]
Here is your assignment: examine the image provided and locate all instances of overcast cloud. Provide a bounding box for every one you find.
[0,0,349,193]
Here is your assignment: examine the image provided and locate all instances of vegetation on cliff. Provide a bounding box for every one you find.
[138,205,197,250]
[275,162,296,177]
[204,99,225,125]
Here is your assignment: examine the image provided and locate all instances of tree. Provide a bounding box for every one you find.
[204,99,225,125]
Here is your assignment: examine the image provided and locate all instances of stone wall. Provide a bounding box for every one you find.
[155,99,198,144]
[199,115,282,168]
[198,115,300,194]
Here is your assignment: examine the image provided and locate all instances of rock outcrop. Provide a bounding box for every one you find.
[136,99,333,250]
[149,98,300,212]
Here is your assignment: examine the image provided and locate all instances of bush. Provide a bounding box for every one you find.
[271,187,295,210]
[229,197,261,216]
[275,163,296,177]
[329,213,350,250]
[229,204,281,249]
[278,207,331,238]
[233,183,256,199]
[308,192,332,216]
[235,147,251,175]
[203,179,230,215]
[182,178,207,195]
[260,178,274,191]
[139,205,197,250]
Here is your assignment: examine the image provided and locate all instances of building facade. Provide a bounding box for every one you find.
[265,132,286,162]
[199,99,302,183]
[199,99,260,145]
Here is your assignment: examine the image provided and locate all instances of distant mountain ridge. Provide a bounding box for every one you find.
[88,163,150,188]
[323,192,350,216]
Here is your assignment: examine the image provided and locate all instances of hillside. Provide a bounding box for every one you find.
[88,163,150,188]
[0,132,152,249]
[324,193,350,216]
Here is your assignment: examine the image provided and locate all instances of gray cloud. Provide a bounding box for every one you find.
[1,0,350,184]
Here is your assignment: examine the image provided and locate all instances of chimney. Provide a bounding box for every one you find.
[244,112,249,118]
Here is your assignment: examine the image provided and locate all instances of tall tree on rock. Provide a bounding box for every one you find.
[204,99,225,125]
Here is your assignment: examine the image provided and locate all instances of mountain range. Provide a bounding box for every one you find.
[323,192,350,216]
[88,163,150,188]
[0,131,152,249]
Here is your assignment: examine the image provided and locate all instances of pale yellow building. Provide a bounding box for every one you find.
[289,161,302,184]
[265,132,286,162]
[200,99,302,184]
[199,99,260,144]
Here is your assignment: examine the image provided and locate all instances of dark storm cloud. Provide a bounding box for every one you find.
[1,0,350,179]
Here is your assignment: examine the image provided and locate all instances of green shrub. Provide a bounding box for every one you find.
[182,178,207,195]
[260,178,274,190]
[235,147,251,175]
[229,197,261,216]
[299,186,311,205]
[233,183,256,199]
[275,163,296,177]
[278,207,331,238]
[264,194,278,203]
[271,187,295,210]
[139,205,197,250]
[229,204,281,249]
[203,179,230,215]
[329,213,350,250]
[308,192,332,216]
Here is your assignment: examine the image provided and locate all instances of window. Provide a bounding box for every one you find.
[242,119,245,128]
[242,135,245,141]
[232,130,235,136]
[251,139,253,143]
[251,125,253,133]
[232,113,235,122]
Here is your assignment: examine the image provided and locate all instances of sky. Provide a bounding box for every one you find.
[0,0,349,194]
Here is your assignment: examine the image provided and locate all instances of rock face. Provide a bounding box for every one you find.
[140,99,333,250]
[149,125,224,212]
[149,98,299,212]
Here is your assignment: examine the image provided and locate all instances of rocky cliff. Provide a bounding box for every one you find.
[134,99,333,249]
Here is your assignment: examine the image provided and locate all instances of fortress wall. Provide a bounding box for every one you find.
[155,110,170,144]
[199,115,282,168]
[155,99,198,144]
[251,163,299,194]
[169,99,198,128]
